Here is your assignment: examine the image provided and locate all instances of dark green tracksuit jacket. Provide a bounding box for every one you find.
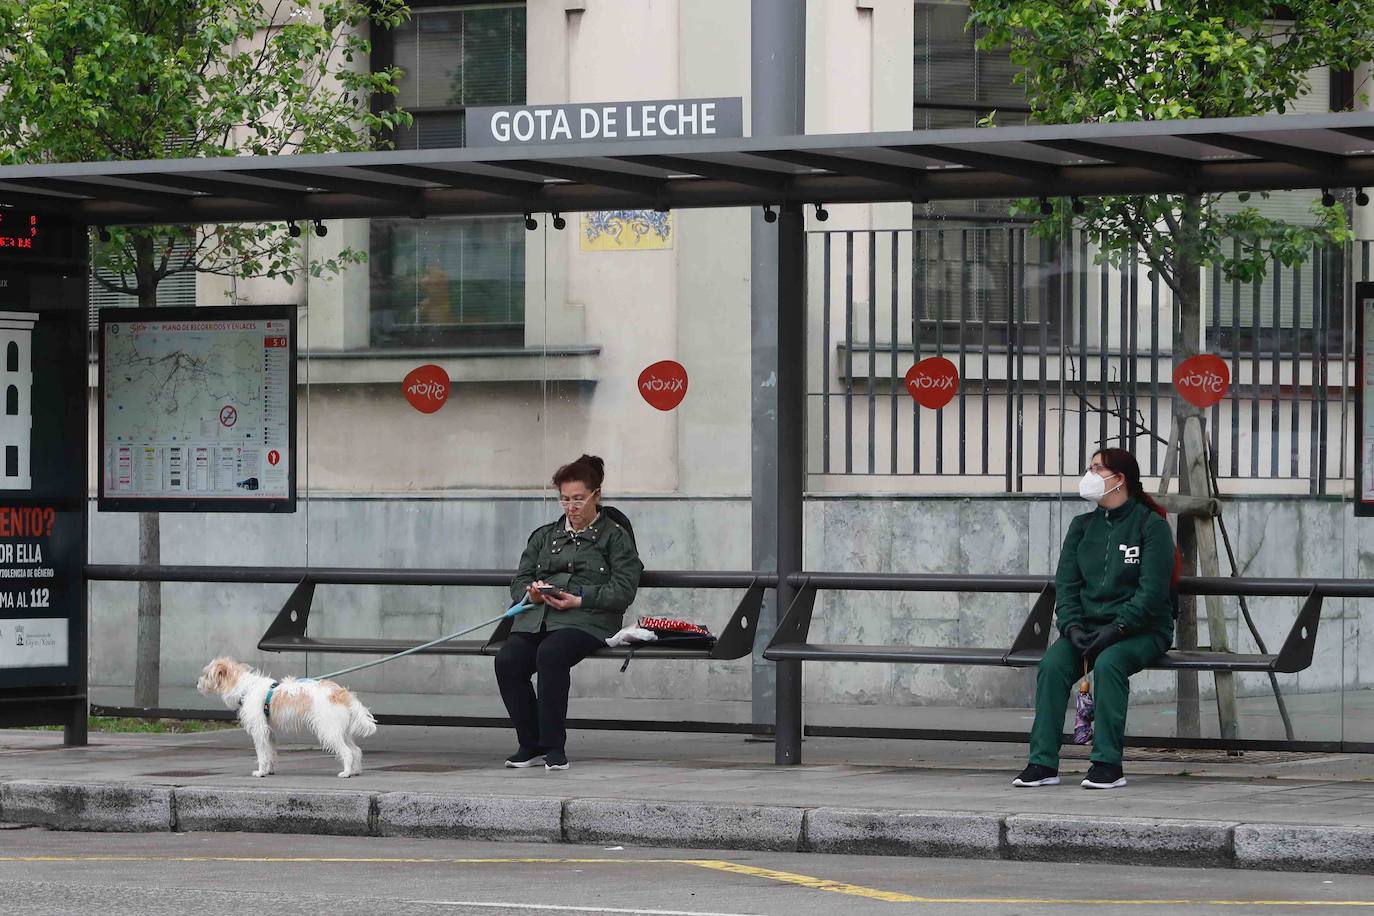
[1029,497,1174,767]
[1054,497,1175,644]
[509,511,644,641]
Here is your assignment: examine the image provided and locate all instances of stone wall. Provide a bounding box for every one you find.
[88,494,1368,708]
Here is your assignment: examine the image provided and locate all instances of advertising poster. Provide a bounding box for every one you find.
[0,256,87,692]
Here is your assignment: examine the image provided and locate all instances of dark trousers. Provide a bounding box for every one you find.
[1028,632,1169,767]
[494,626,604,753]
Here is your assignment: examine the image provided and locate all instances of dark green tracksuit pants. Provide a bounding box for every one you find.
[1028,632,1169,767]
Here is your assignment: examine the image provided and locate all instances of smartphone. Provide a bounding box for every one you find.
[537,585,565,596]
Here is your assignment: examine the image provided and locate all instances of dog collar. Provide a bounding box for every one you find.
[262,680,279,720]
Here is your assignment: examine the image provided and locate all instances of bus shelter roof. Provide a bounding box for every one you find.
[1,111,1373,226]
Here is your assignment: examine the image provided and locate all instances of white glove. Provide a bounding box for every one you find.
[605,625,657,647]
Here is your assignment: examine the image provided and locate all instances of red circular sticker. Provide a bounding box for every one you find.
[267,449,281,467]
[904,357,959,409]
[638,360,689,411]
[403,364,450,414]
[1173,354,1230,408]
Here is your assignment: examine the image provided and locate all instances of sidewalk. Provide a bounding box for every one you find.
[4,722,1374,873]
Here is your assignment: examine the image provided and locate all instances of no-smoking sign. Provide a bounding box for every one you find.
[219,405,238,427]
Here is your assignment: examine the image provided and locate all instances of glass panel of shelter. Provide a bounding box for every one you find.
[801,194,1359,749]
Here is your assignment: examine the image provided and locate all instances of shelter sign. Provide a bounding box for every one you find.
[98,305,296,512]
[1359,282,1374,516]
[467,98,743,147]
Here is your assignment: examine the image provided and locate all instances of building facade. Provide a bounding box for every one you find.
[85,1,1374,745]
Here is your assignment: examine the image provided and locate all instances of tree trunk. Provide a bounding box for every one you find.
[132,233,162,708]
[1170,195,1239,740]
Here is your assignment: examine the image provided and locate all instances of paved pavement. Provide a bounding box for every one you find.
[6,831,1374,915]
[4,723,1374,873]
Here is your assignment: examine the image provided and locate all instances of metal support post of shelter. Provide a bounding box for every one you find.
[750,0,806,732]
[774,201,806,765]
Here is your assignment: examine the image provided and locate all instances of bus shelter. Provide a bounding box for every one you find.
[2,110,1374,762]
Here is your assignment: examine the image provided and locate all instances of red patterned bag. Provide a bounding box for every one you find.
[616,617,716,672]
[638,617,714,639]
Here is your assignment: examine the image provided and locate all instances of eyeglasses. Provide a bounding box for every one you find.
[1087,463,1114,475]
[558,489,599,507]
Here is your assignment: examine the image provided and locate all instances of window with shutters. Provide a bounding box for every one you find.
[911,3,1052,337]
[1207,61,1344,350]
[87,244,197,356]
[371,2,527,348]
[913,2,1027,131]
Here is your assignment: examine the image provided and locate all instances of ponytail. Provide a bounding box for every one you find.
[1139,491,1168,520]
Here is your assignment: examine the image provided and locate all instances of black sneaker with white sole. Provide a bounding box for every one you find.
[1081,761,1127,789]
[504,747,545,768]
[1012,763,1060,787]
[545,750,570,771]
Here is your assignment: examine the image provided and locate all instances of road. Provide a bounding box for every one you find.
[2,829,1372,915]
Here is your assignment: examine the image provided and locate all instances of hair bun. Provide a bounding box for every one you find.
[553,454,606,491]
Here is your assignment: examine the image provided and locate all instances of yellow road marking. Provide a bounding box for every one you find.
[683,859,924,903]
[0,856,658,865]
[1,854,1373,907]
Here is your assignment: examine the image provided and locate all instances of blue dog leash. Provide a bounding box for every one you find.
[252,600,534,720]
[308,598,535,682]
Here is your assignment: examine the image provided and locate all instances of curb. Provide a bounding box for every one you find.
[2,778,1371,874]
[0,780,173,833]
[564,798,804,852]
[175,786,372,836]
[375,792,563,843]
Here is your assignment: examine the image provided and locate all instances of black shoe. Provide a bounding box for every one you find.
[545,750,570,771]
[504,747,545,768]
[1012,763,1060,787]
[1082,761,1127,789]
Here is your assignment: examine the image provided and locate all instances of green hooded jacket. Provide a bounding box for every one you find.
[509,509,644,640]
[1054,497,1175,643]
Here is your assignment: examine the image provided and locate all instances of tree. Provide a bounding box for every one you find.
[970,0,1372,353]
[970,0,1374,737]
[0,0,412,705]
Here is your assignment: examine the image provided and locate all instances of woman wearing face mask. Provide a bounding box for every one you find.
[1013,447,1175,790]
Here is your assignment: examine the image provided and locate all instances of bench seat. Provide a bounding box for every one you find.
[764,643,1010,665]
[260,634,723,660]
[258,577,765,663]
[258,635,492,656]
[1006,647,1285,672]
[766,580,1323,677]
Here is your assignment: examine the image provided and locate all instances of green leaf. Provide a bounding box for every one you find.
[0,0,406,301]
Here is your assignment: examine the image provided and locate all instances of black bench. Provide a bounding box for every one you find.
[258,569,767,662]
[764,573,1324,674]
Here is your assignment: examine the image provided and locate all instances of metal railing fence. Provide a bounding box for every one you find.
[811,228,1372,494]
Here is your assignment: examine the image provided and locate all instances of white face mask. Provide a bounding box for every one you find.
[1077,470,1122,503]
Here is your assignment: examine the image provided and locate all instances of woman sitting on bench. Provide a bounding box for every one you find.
[1014,447,1175,791]
[495,454,644,772]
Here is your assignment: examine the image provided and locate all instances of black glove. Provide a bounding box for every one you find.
[1066,624,1094,653]
[1083,624,1128,663]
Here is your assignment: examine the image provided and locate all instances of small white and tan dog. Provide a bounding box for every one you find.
[196,657,377,778]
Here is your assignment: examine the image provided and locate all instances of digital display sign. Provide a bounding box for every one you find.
[0,210,38,252]
[0,208,79,263]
